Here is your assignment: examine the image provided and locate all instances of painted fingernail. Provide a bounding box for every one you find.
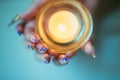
[41,56,49,64]
[8,14,21,27]
[24,41,36,50]
[17,30,21,36]
[30,37,43,43]
[16,24,24,36]
[36,43,48,54]
[81,41,95,58]
[26,32,40,43]
[30,37,37,43]
[27,44,34,50]
[27,44,31,49]
[58,54,70,65]
[38,47,47,54]
[31,47,35,51]
[59,57,70,65]
[91,53,96,58]
[39,47,47,52]
[39,53,50,64]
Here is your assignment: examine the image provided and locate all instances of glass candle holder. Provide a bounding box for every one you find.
[36,0,93,53]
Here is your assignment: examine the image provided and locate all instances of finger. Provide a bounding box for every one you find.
[20,0,49,20]
[8,0,49,26]
[16,22,26,35]
[24,20,35,35]
[48,50,77,59]
[24,40,36,50]
[24,20,41,43]
[35,53,51,64]
[81,40,96,58]
[36,42,48,54]
[57,54,70,65]
[25,32,41,43]
[48,49,58,58]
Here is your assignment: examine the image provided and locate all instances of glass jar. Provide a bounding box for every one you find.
[36,0,93,53]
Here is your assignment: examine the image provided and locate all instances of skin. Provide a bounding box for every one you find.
[16,0,98,63]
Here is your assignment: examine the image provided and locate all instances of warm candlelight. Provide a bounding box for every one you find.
[48,10,80,43]
[36,0,93,53]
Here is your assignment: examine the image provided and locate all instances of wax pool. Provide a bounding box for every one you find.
[48,10,81,43]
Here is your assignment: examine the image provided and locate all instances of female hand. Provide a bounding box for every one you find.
[10,0,98,64]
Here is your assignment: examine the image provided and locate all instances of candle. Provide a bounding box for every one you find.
[36,0,93,53]
[48,10,80,43]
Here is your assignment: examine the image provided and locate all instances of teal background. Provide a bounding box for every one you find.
[0,0,120,80]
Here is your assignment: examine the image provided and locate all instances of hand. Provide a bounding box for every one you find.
[11,0,98,65]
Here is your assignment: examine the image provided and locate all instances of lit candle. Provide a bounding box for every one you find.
[36,0,93,53]
[48,10,81,43]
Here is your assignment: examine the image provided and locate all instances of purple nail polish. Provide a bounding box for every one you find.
[59,57,70,65]
[38,47,47,54]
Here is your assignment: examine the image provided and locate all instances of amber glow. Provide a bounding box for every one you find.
[36,0,93,53]
[48,10,80,43]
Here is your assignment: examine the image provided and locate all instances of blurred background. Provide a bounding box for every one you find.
[0,0,120,80]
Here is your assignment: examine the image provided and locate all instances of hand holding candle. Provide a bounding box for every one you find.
[9,0,98,65]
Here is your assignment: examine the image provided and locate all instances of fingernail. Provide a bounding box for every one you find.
[27,44,31,49]
[24,40,36,51]
[91,53,96,58]
[82,41,95,55]
[59,57,70,65]
[17,30,21,36]
[36,43,48,54]
[81,41,96,58]
[40,53,50,64]
[41,56,49,64]
[39,47,47,51]
[31,37,42,43]
[39,47,47,54]
[16,26,24,36]
[30,37,37,43]
[8,14,21,27]
[25,32,40,43]
[31,47,35,51]
[58,54,70,65]
[27,44,36,51]
[35,54,46,63]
